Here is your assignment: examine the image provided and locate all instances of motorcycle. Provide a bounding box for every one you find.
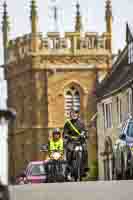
[50,151,63,160]
[47,151,67,182]
[40,144,67,183]
[65,133,87,182]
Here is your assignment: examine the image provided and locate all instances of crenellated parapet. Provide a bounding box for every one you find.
[4,0,112,64]
[42,32,108,51]
[7,33,42,63]
[7,31,110,64]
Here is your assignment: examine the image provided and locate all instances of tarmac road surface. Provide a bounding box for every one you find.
[9,181,133,200]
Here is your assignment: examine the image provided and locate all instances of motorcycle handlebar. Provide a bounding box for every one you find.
[64,134,87,141]
[50,150,63,153]
[40,144,48,152]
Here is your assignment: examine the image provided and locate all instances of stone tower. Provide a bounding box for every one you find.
[2,0,113,180]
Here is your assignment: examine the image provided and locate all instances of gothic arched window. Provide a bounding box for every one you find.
[64,87,80,117]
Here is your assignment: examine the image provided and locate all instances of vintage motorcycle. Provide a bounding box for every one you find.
[64,133,87,182]
[40,144,67,183]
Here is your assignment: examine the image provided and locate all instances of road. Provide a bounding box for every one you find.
[9,181,133,200]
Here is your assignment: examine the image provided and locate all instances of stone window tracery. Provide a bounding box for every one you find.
[64,86,80,117]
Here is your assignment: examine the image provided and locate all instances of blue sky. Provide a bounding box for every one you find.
[0,0,133,183]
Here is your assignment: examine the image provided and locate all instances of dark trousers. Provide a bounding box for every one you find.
[66,142,88,175]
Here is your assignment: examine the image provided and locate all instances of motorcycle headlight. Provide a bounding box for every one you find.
[52,152,61,160]
[75,146,82,151]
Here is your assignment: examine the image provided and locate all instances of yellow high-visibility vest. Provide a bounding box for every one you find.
[49,138,63,152]
[66,119,81,136]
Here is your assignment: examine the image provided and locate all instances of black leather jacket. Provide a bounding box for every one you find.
[63,118,87,139]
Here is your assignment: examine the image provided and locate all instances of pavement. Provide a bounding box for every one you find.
[9,181,133,200]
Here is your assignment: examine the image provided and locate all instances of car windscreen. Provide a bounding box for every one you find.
[30,164,46,176]
[127,122,133,138]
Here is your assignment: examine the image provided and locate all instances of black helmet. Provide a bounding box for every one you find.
[52,128,61,135]
[70,107,80,114]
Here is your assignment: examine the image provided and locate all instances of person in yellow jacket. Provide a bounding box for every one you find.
[48,128,64,158]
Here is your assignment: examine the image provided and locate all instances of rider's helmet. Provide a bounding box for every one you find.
[52,128,61,139]
[70,107,80,119]
[70,107,80,113]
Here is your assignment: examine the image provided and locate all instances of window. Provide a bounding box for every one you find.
[127,89,132,114]
[30,164,46,176]
[127,122,133,138]
[103,102,112,129]
[116,97,122,124]
[128,42,133,64]
[64,87,80,117]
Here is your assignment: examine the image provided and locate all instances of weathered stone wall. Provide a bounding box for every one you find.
[47,70,96,126]
[97,87,132,180]
[6,44,111,181]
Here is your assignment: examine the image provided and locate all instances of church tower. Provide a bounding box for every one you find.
[4,0,113,180]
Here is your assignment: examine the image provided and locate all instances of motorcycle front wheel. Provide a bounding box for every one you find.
[72,151,82,182]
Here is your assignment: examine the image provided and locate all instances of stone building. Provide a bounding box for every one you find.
[2,0,113,179]
[96,24,133,180]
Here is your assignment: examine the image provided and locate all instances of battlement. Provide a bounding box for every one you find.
[43,31,108,50]
[7,33,42,63]
[7,31,110,64]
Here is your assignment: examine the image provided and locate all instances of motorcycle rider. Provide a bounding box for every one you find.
[63,108,88,179]
[48,128,64,158]
[46,129,65,182]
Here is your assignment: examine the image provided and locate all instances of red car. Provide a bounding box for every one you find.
[16,161,48,184]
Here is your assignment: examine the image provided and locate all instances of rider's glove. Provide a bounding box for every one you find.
[81,131,85,135]
[63,137,68,147]
[80,131,85,137]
